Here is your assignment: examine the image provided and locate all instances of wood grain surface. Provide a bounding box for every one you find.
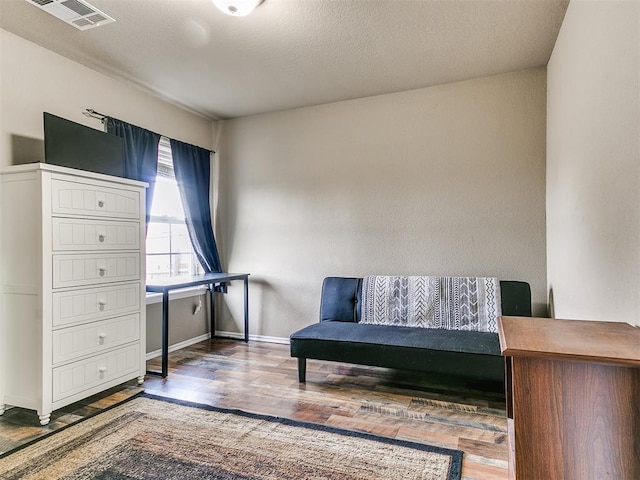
[498,316,640,366]
[500,316,640,479]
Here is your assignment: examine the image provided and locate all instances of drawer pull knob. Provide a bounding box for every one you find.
[98,300,107,309]
[98,366,107,373]
[98,267,107,276]
[98,234,106,242]
[98,200,105,208]
[98,333,107,340]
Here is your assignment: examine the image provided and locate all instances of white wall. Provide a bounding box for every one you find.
[216,69,548,339]
[0,29,218,349]
[1,29,551,343]
[547,0,640,325]
[0,29,215,166]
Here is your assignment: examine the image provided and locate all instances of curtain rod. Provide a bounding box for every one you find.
[83,108,106,122]
[82,108,215,154]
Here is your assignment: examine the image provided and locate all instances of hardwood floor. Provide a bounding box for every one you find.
[1,339,509,479]
[145,339,509,480]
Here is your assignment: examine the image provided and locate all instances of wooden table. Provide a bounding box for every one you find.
[498,316,640,479]
[146,272,250,377]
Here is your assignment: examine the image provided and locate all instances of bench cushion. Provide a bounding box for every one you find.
[291,321,500,355]
[320,277,361,322]
[290,321,504,383]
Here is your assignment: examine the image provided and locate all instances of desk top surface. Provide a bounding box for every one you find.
[498,316,640,366]
[146,272,249,291]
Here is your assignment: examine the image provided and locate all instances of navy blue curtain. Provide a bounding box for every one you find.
[105,118,160,226]
[170,139,222,273]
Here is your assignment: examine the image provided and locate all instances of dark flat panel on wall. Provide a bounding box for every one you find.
[44,112,124,178]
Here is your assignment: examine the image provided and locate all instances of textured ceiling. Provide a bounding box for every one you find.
[0,0,569,120]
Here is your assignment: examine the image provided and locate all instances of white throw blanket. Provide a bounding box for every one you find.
[360,276,501,333]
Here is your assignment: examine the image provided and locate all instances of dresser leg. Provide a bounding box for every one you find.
[38,413,51,426]
[137,375,145,385]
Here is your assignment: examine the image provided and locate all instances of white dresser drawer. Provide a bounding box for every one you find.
[53,283,141,328]
[52,314,140,364]
[52,218,140,251]
[52,344,140,402]
[53,253,140,288]
[51,179,141,220]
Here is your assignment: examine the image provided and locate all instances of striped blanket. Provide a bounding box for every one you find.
[360,276,501,333]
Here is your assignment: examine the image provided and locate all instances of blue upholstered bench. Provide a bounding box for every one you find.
[289,277,532,387]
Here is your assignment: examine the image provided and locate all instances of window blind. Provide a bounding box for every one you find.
[157,136,174,178]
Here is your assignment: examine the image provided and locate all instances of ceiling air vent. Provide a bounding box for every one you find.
[23,0,115,31]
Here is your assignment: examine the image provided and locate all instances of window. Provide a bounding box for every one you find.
[146,137,203,280]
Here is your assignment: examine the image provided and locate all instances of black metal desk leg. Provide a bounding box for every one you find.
[210,284,215,339]
[161,291,169,377]
[244,277,249,342]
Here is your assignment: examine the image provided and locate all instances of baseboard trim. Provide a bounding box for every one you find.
[145,332,289,359]
[215,331,290,345]
[145,333,211,360]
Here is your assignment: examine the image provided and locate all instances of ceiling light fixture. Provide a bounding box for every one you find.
[212,0,263,17]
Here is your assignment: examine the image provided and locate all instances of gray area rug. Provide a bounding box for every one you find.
[0,393,462,480]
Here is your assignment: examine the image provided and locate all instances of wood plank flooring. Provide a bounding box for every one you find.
[1,339,509,479]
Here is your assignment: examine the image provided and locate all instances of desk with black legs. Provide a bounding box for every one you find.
[146,272,250,377]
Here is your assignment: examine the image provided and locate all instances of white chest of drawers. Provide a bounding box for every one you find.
[0,163,146,425]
